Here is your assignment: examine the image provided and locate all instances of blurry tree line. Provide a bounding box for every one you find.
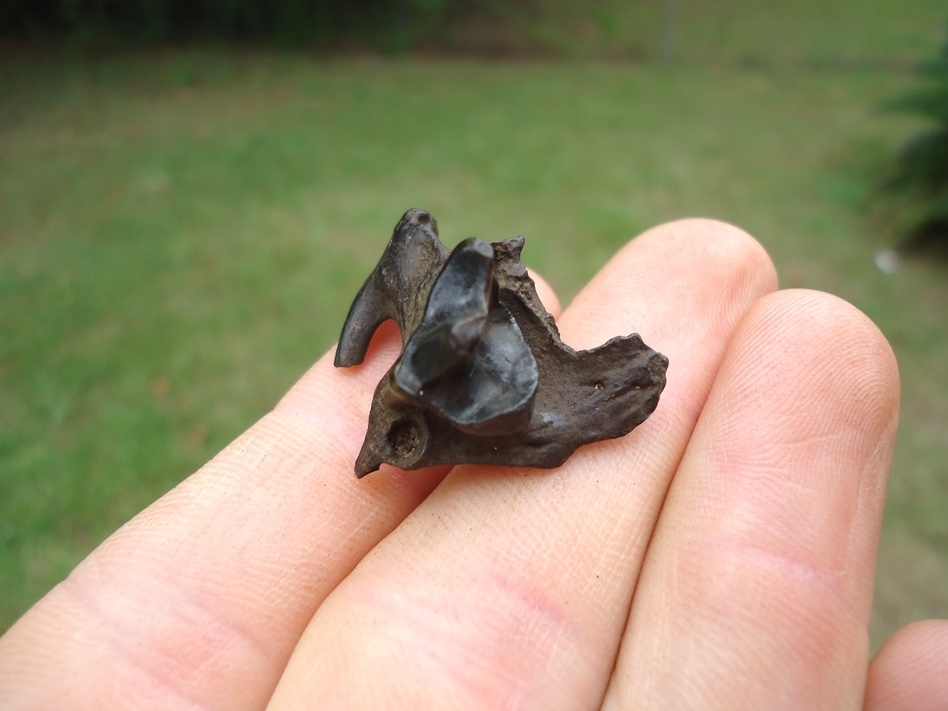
[0,0,494,50]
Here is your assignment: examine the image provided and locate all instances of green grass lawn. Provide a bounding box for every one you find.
[2,6,947,648]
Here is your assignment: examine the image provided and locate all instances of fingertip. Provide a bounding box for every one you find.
[603,285,902,709]
[702,288,901,603]
[865,619,948,711]
[638,217,772,260]
[744,289,901,441]
[604,217,777,297]
[526,268,562,319]
[565,217,778,351]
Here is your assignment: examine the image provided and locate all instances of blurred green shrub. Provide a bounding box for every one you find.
[880,27,948,250]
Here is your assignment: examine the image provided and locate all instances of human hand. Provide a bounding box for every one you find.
[1,220,945,710]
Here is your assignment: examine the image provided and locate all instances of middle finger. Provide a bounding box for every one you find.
[270,219,778,709]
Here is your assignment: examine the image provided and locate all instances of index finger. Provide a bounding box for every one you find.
[0,266,559,708]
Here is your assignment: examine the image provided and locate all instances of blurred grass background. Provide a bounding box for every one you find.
[2,0,947,648]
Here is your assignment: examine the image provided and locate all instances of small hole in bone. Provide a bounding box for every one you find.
[387,419,422,460]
